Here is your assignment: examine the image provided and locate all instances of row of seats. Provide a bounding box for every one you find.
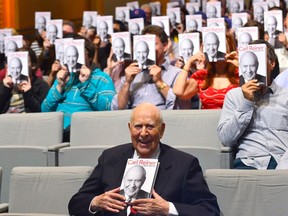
[0,167,288,216]
[0,110,232,203]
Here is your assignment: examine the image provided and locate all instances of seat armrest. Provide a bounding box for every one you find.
[48,142,70,151]
[0,203,9,213]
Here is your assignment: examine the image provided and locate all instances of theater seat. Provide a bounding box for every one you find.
[0,166,93,215]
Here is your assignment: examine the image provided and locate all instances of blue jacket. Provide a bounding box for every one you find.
[41,68,116,129]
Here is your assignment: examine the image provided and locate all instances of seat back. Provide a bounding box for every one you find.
[8,166,93,215]
[205,169,288,216]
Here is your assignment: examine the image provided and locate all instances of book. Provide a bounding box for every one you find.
[228,0,244,14]
[46,19,63,44]
[253,2,268,24]
[111,32,131,62]
[126,1,139,11]
[178,33,200,63]
[151,16,170,36]
[206,1,221,18]
[237,26,259,47]
[207,18,225,27]
[55,38,73,66]
[97,15,113,42]
[35,11,51,33]
[63,39,85,73]
[119,158,159,202]
[7,51,29,84]
[128,18,144,35]
[82,11,97,29]
[185,14,202,32]
[238,43,267,86]
[264,10,283,34]
[149,2,161,16]
[186,2,200,15]
[4,35,23,56]
[133,34,156,69]
[166,7,181,29]
[115,7,130,24]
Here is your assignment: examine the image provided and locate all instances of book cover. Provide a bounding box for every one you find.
[151,16,170,36]
[253,2,268,24]
[115,7,130,24]
[4,35,23,56]
[35,11,51,33]
[206,1,221,18]
[128,18,144,35]
[238,43,267,86]
[237,27,259,47]
[228,0,244,13]
[97,15,113,42]
[63,39,85,73]
[185,14,202,32]
[46,19,63,44]
[207,18,225,27]
[149,2,161,16]
[82,11,97,29]
[186,2,200,15]
[111,32,131,62]
[126,1,139,11]
[7,51,29,84]
[178,33,200,63]
[166,7,181,29]
[133,34,156,69]
[55,38,73,66]
[202,26,226,62]
[119,158,159,202]
[264,10,283,34]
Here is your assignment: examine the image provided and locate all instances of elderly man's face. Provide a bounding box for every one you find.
[113,39,125,59]
[129,104,165,158]
[130,23,140,35]
[84,15,93,28]
[254,7,264,23]
[204,34,219,57]
[135,42,149,65]
[98,21,108,39]
[266,17,277,35]
[123,166,145,198]
[47,25,57,43]
[230,2,240,13]
[9,58,22,81]
[65,46,78,69]
[238,33,252,46]
[240,53,258,80]
[37,17,46,33]
[207,6,217,18]
[181,40,194,61]
[6,41,18,53]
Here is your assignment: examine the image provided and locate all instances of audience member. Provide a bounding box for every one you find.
[68,102,220,216]
[217,40,287,170]
[111,25,181,110]
[0,47,49,113]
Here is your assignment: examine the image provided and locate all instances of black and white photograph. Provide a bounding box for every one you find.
[0,28,12,54]
[149,2,161,16]
[63,39,85,73]
[228,0,244,14]
[111,32,131,62]
[166,7,181,29]
[237,27,259,47]
[253,2,268,24]
[151,16,170,36]
[97,16,113,42]
[126,1,139,11]
[128,18,144,35]
[185,2,200,15]
[264,10,283,48]
[55,38,73,66]
[202,26,226,62]
[35,11,51,33]
[115,7,130,24]
[82,11,97,29]
[207,18,225,27]
[185,14,202,32]
[46,19,63,44]
[206,1,221,18]
[178,33,200,63]
[7,51,29,84]
[232,13,248,36]
[133,34,156,69]
[238,43,267,86]
[4,35,23,56]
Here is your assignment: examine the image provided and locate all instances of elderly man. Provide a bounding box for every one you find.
[83,14,94,29]
[230,2,240,13]
[179,38,194,63]
[254,5,264,24]
[69,102,220,215]
[64,45,82,73]
[265,15,283,48]
[8,57,23,84]
[203,32,226,62]
[238,32,253,47]
[134,40,154,69]
[36,16,46,33]
[207,5,218,18]
[112,37,130,62]
[111,25,182,110]
[217,40,288,170]
[5,40,18,55]
[47,24,58,44]
[129,22,141,35]
[186,18,198,32]
[98,20,109,42]
[239,50,266,86]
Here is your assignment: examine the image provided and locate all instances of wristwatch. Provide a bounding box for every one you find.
[156,82,168,90]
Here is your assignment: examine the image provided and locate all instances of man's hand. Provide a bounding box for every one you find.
[79,65,91,83]
[131,190,169,216]
[90,188,126,213]
[226,51,239,67]
[124,62,141,84]
[19,77,32,92]
[241,79,261,101]
[149,65,162,83]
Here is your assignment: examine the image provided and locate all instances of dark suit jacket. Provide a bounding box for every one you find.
[119,189,150,200]
[68,143,220,216]
[204,51,226,62]
[65,62,82,73]
[266,30,284,49]
[112,53,131,62]
[239,74,266,86]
